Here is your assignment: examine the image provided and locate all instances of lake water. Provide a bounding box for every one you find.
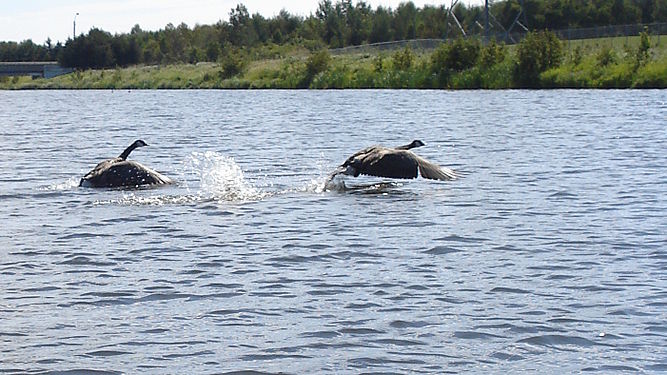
[1,89,665,374]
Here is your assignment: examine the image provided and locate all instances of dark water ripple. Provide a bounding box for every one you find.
[1,90,666,373]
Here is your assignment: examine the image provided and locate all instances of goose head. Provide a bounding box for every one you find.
[119,139,149,160]
[407,140,425,149]
[395,139,425,150]
[133,139,149,148]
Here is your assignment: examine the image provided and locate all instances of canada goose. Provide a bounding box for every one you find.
[330,140,456,181]
[79,140,173,188]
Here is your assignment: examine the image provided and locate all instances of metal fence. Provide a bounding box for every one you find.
[330,22,667,55]
[554,22,666,41]
[330,39,446,55]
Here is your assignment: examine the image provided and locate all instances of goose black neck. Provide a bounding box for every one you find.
[119,143,139,160]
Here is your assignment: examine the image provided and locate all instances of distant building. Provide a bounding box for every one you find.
[0,62,73,79]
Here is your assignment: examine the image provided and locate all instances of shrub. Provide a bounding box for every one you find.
[352,66,378,88]
[301,38,327,52]
[392,46,414,71]
[540,65,592,88]
[449,38,481,71]
[596,46,617,67]
[373,54,384,72]
[635,29,651,68]
[595,63,633,88]
[311,65,352,88]
[299,49,331,87]
[570,45,583,65]
[450,67,482,89]
[475,58,515,89]
[219,51,246,79]
[430,38,481,87]
[633,60,667,88]
[276,58,306,88]
[431,38,481,73]
[306,49,331,78]
[480,40,506,68]
[514,30,563,87]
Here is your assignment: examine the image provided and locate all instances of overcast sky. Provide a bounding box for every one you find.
[1,0,484,44]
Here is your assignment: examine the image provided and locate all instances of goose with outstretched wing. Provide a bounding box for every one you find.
[329,140,457,182]
[79,139,173,188]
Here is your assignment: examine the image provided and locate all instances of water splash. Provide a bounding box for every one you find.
[96,192,197,206]
[302,155,343,193]
[181,151,266,202]
[40,177,80,191]
[313,170,406,194]
[93,151,266,206]
[298,160,404,194]
[314,174,345,193]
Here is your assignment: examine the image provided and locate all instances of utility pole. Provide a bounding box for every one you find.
[73,12,79,39]
[485,0,490,42]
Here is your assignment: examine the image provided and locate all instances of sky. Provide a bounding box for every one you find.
[1,0,484,44]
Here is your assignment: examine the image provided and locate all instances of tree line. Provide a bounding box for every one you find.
[0,38,63,62]
[1,0,665,69]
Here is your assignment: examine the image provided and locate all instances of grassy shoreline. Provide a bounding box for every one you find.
[2,35,665,90]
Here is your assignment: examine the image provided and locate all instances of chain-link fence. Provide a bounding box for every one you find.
[330,22,667,55]
[330,39,445,55]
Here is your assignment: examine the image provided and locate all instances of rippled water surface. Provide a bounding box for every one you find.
[1,89,665,374]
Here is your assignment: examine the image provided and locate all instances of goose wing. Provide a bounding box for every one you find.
[415,156,457,181]
[343,145,379,166]
[82,157,121,180]
[105,161,173,187]
[355,149,420,179]
[81,160,172,188]
[339,144,457,181]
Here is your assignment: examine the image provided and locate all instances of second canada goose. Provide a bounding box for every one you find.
[330,140,456,181]
[79,139,173,188]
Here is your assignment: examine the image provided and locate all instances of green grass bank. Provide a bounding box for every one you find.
[1,33,665,90]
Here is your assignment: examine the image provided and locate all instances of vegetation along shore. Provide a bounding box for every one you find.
[1,0,666,89]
